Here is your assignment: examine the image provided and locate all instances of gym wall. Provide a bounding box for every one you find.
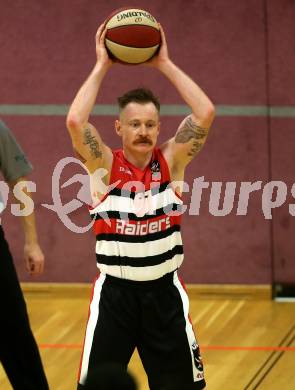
[0,0,294,284]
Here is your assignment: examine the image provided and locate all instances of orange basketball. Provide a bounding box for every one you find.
[105,8,161,64]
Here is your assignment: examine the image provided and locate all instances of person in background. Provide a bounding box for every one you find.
[0,119,49,390]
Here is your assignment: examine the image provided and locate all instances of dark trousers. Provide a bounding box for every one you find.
[77,272,206,390]
[0,226,49,390]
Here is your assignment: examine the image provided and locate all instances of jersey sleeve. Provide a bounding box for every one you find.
[0,120,33,182]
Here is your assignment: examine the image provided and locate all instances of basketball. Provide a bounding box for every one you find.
[105,8,161,64]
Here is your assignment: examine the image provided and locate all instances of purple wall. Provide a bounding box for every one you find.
[0,0,294,284]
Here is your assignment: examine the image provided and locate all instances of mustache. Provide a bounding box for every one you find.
[134,137,152,145]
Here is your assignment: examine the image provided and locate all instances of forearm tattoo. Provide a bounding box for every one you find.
[175,117,208,157]
[83,128,102,159]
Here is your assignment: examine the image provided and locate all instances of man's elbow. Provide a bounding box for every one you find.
[205,101,215,122]
[66,113,83,132]
[200,101,215,128]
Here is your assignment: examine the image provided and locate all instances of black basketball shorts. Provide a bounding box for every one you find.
[77,271,206,390]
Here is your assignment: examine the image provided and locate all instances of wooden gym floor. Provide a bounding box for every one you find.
[0,284,294,390]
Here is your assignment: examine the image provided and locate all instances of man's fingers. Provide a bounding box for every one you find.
[100,26,108,43]
[26,257,44,275]
[26,259,32,273]
[96,23,105,37]
[96,22,108,44]
[158,23,166,45]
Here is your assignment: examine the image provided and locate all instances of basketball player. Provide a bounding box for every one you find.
[0,120,49,389]
[67,23,215,390]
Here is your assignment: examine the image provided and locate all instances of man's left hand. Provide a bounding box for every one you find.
[144,24,170,68]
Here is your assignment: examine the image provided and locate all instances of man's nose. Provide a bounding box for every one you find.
[138,124,148,135]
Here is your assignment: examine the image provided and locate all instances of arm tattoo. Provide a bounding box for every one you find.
[175,117,208,143]
[188,141,203,156]
[83,128,102,159]
[175,117,208,157]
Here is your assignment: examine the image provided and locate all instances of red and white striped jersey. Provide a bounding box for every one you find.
[89,148,184,281]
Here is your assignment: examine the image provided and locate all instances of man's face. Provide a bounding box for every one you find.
[115,102,160,154]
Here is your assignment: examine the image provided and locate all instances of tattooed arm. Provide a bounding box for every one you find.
[162,109,214,176]
[151,27,215,173]
[160,59,215,171]
[66,23,113,174]
[172,115,210,164]
[68,123,111,173]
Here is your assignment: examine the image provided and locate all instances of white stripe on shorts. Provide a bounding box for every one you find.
[173,272,204,382]
[79,274,106,385]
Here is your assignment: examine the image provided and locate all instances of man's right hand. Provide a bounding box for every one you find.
[95,23,114,68]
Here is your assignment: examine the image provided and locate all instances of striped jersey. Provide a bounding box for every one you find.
[89,148,184,281]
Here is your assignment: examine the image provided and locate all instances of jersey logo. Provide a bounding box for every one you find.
[119,166,132,175]
[150,160,161,181]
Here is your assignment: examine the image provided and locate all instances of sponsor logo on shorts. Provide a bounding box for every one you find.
[192,341,204,373]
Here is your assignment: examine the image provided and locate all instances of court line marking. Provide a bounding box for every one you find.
[244,324,295,389]
[251,337,295,389]
[38,343,295,351]
[0,104,295,117]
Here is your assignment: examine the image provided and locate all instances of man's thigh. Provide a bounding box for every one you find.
[137,274,206,390]
[78,275,139,387]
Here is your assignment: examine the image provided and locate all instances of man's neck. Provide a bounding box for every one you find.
[123,148,153,170]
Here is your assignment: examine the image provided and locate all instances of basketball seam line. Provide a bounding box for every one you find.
[105,38,159,50]
[107,24,160,32]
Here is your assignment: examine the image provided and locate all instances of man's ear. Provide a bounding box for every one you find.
[157,121,161,135]
[115,120,122,136]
